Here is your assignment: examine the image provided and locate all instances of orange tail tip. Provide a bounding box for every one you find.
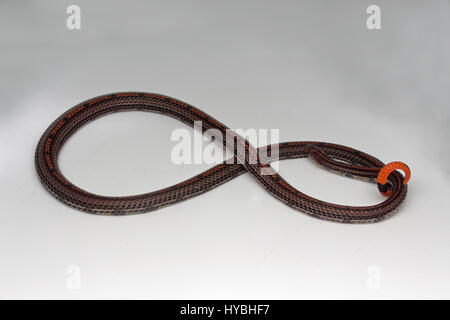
[377,161,411,186]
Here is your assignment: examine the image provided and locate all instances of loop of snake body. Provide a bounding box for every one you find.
[35,92,409,223]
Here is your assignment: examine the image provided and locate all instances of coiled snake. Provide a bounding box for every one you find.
[35,92,410,223]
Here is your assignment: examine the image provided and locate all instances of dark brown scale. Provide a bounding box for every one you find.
[35,92,408,223]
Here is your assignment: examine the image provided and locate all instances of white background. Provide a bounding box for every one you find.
[0,0,449,299]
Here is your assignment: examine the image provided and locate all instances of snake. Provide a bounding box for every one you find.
[35,92,410,223]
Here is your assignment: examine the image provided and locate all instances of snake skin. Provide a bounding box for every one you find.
[35,92,408,223]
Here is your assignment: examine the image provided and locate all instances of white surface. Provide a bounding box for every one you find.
[0,0,449,299]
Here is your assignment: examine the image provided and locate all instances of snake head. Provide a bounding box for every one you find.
[377,161,411,196]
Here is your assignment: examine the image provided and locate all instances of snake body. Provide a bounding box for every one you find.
[35,92,408,223]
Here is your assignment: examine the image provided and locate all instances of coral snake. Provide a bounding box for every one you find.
[35,92,410,223]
